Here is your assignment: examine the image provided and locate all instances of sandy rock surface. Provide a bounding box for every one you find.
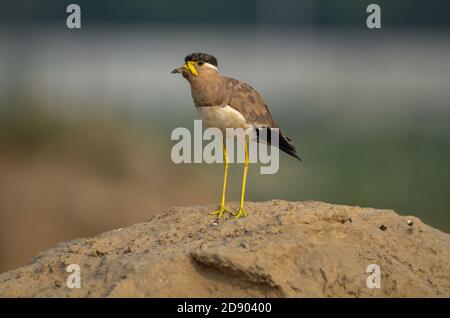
[0,200,449,297]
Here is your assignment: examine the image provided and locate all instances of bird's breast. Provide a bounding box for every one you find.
[196,106,251,133]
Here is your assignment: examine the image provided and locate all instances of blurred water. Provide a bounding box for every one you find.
[1,26,449,117]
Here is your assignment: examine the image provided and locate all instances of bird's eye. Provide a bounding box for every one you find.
[197,61,204,66]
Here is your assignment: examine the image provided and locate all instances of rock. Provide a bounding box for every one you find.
[0,200,449,297]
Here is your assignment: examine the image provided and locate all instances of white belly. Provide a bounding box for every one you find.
[196,105,251,132]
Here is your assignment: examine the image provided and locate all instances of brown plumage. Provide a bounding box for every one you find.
[223,77,278,128]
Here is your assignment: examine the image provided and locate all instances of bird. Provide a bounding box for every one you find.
[171,52,300,219]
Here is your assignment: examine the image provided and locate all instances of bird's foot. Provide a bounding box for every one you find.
[210,206,235,219]
[234,207,248,218]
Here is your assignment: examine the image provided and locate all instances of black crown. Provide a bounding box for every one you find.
[185,52,218,67]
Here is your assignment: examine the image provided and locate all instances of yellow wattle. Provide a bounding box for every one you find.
[186,61,199,76]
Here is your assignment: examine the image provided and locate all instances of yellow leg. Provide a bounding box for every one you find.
[210,142,234,219]
[235,140,249,218]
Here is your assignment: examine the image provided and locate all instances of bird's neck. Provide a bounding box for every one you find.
[189,73,224,107]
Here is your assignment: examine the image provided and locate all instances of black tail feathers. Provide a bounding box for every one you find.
[278,132,302,161]
[255,128,302,161]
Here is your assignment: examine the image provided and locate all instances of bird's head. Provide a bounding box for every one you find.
[171,52,218,81]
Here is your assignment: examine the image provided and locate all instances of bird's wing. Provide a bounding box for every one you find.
[222,77,301,161]
[223,77,278,128]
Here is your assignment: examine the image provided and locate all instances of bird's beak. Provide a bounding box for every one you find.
[171,61,198,76]
[171,66,185,74]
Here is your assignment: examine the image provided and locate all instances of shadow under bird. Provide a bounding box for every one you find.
[172,52,301,219]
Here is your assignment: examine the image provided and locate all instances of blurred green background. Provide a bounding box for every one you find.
[0,0,449,273]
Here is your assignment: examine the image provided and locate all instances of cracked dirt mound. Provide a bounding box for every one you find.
[0,200,449,297]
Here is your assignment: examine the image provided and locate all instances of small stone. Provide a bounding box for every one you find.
[123,247,132,254]
[379,225,387,231]
[407,220,414,227]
